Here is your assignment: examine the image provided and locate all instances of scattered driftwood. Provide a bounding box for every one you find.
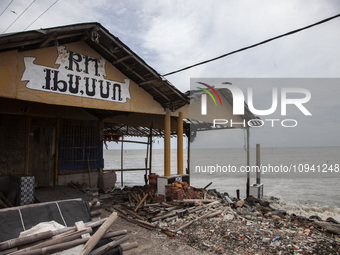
[314,220,340,235]
[175,210,223,232]
[121,242,138,252]
[134,194,148,212]
[113,205,127,215]
[203,182,213,190]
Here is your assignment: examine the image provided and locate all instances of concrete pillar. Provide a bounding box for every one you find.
[177,112,183,175]
[164,109,171,177]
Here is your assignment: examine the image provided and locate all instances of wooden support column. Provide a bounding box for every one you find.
[256,144,261,185]
[121,135,124,186]
[246,127,250,198]
[54,119,61,186]
[98,120,104,190]
[177,112,183,175]
[187,134,190,175]
[24,116,31,175]
[149,126,153,175]
[164,109,171,177]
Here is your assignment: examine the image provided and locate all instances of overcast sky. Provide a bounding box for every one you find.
[1,0,340,148]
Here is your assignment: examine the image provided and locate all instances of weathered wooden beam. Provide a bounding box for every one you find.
[82,212,118,255]
[111,55,132,65]
[134,194,148,212]
[89,236,129,255]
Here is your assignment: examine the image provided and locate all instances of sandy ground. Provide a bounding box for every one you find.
[103,210,200,255]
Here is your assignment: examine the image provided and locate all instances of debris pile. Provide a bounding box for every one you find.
[0,212,138,255]
[94,185,340,254]
[165,181,204,201]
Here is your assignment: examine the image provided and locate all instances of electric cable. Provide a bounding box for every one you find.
[0,0,14,17]
[163,13,340,77]
[24,0,59,31]
[2,0,36,34]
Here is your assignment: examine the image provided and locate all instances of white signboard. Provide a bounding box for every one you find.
[21,46,130,103]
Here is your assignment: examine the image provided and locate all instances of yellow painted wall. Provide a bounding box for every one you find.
[0,42,168,115]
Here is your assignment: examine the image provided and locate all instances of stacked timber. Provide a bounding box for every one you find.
[0,213,138,255]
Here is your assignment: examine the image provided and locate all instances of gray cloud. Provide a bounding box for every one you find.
[0,0,339,148]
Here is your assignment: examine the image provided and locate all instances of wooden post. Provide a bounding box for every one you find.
[256,144,261,184]
[82,212,118,255]
[54,119,60,186]
[97,120,104,190]
[187,134,190,175]
[134,194,148,212]
[145,136,149,185]
[177,112,183,175]
[24,116,31,175]
[87,153,92,187]
[121,135,124,187]
[164,109,171,177]
[246,127,250,198]
[149,126,153,175]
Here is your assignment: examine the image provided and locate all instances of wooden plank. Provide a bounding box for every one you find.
[82,212,118,255]
[134,194,148,212]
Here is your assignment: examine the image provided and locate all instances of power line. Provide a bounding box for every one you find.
[2,0,36,34]
[163,13,340,77]
[0,0,14,17]
[24,0,59,31]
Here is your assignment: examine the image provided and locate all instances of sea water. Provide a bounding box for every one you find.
[104,146,340,221]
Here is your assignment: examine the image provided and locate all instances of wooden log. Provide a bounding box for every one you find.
[0,199,7,209]
[86,218,107,229]
[90,210,101,218]
[314,220,340,235]
[124,208,145,221]
[0,228,70,252]
[165,215,178,222]
[145,203,161,207]
[161,229,175,237]
[173,199,218,204]
[161,202,173,207]
[151,209,187,222]
[82,212,118,255]
[113,206,127,215]
[134,194,148,212]
[135,219,157,229]
[103,230,127,239]
[12,228,92,254]
[175,210,222,232]
[0,192,12,207]
[121,242,138,252]
[0,247,17,255]
[15,236,90,255]
[130,193,140,203]
[0,219,106,254]
[203,182,213,190]
[89,236,129,255]
[118,214,154,230]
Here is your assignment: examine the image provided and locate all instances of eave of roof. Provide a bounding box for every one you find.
[0,22,189,111]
